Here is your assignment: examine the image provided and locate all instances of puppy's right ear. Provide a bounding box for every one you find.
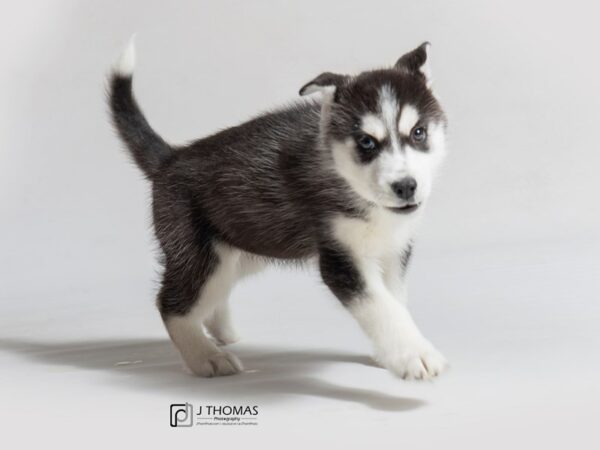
[299,72,349,96]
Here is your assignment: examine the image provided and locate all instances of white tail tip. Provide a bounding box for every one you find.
[114,34,136,77]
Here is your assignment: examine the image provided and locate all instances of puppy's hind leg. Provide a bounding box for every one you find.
[204,299,240,346]
[205,252,266,345]
[159,243,243,377]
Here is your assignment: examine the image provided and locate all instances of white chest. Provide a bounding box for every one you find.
[331,208,419,259]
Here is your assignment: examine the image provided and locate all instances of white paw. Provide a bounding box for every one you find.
[377,340,448,381]
[186,351,244,377]
[209,329,240,346]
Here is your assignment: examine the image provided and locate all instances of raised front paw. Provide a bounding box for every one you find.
[377,340,448,381]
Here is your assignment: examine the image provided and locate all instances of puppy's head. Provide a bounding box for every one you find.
[300,43,447,214]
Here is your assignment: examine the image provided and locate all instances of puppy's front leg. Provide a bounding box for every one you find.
[382,245,412,305]
[319,245,447,380]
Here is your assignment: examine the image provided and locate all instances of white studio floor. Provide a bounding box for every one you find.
[1,238,598,448]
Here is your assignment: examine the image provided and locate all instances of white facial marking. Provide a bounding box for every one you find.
[328,82,446,210]
[379,85,401,152]
[376,150,407,197]
[398,104,420,136]
[361,114,386,141]
[331,138,380,203]
[375,85,407,199]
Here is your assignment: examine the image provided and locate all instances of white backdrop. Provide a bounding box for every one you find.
[1,1,599,448]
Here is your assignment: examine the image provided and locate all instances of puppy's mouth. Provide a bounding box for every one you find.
[386,203,420,214]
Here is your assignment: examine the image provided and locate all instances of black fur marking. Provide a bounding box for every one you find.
[153,182,221,316]
[395,42,430,80]
[108,75,173,178]
[319,243,365,306]
[401,242,413,273]
[400,127,430,152]
[353,132,386,164]
[328,71,445,141]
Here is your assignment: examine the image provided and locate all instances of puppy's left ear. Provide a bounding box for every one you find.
[395,42,432,86]
[299,72,349,96]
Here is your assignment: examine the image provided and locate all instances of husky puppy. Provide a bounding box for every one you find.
[109,39,448,380]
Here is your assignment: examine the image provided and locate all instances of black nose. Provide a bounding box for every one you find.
[391,177,417,201]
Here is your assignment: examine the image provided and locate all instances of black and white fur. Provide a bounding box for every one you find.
[108,38,448,380]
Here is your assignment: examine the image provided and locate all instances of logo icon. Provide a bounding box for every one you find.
[170,403,193,427]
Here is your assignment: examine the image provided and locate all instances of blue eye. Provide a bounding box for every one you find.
[411,126,427,142]
[357,134,378,151]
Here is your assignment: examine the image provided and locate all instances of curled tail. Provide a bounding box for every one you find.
[108,37,172,178]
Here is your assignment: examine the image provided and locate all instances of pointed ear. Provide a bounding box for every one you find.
[299,72,350,96]
[395,42,432,85]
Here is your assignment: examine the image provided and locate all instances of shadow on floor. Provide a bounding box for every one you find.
[0,337,424,412]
